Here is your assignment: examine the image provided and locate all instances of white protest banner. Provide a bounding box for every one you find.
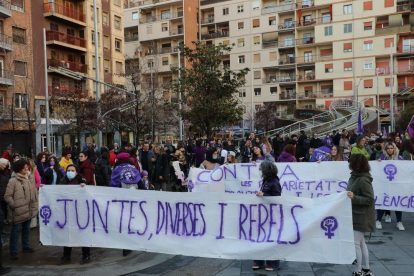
[39,186,355,264]
[188,161,414,212]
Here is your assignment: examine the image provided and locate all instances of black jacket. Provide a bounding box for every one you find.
[241,146,252,163]
[273,139,285,157]
[155,153,169,182]
[310,138,323,149]
[44,167,64,185]
[349,134,358,145]
[94,158,111,186]
[0,168,9,203]
[261,177,282,196]
[333,133,341,146]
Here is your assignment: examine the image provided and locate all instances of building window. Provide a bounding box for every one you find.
[115,39,122,52]
[0,95,3,111]
[238,55,245,64]
[237,38,244,47]
[343,4,352,14]
[364,79,373,88]
[363,1,373,10]
[363,41,373,50]
[344,62,353,71]
[254,88,261,96]
[162,23,168,32]
[114,16,121,29]
[253,53,260,63]
[50,23,59,31]
[238,22,244,30]
[254,70,260,79]
[147,25,152,34]
[253,19,260,28]
[253,36,260,45]
[113,0,120,6]
[269,51,276,61]
[252,1,260,10]
[325,63,333,73]
[103,12,108,26]
[269,16,276,25]
[364,60,373,70]
[12,27,26,44]
[11,0,24,12]
[132,12,138,20]
[237,5,244,13]
[270,87,277,95]
[343,23,352,33]
[116,61,123,74]
[343,43,352,52]
[324,26,332,36]
[384,38,394,48]
[162,57,169,66]
[104,59,110,73]
[103,35,109,49]
[14,61,27,76]
[14,93,27,109]
[364,22,372,30]
[239,90,246,97]
[223,8,229,15]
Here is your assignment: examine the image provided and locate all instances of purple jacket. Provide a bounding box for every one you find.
[323,137,334,148]
[110,163,141,188]
[378,154,403,161]
[193,146,207,165]
[277,151,296,162]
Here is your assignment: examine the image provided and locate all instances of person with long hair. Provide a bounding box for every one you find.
[193,139,207,168]
[347,154,375,276]
[78,151,95,185]
[227,151,238,164]
[252,155,281,272]
[241,139,252,163]
[261,136,272,155]
[351,136,370,159]
[200,148,220,170]
[27,159,41,189]
[129,147,141,171]
[377,142,403,161]
[401,139,414,160]
[330,145,345,161]
[277,144,297,162]
[34,152,47,184]
[44,157,65,185]
[153,146,169,191]
[251,146,265,163]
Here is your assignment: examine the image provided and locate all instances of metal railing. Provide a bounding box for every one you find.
[397,45,414,53]
[278,40,295,47]
[296,0,315,8]
[170,63,184,69]
[375,66,414,74]
[125,35,139,42]
[139,12,183,24]
[43,3,86,23]
[160,47,172,54]
[263,75,297,83]
[297,90,333,99]
[279,93,297,100]
[278,57,296,65]
[298,74,315,81]
[0,33,13,46]
[0,0,11,11]
[297,17,332,27]
[375,24,410,35]
[201,31,229,40]
[169,28,183,36]
[262,41,278,49]
[277,21,296,30]
[46,30,86,48]
[125,0,179,8]
[0,70,14,80]
[296,37,315,45]
[397,3,412,11]
[47,59,87,74]
[48,86,88,98]
[295,55,333,63]
[261,3,295,14]
[201,17,214,24]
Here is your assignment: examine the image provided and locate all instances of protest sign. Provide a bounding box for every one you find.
[189,161,414,212]
[39,186,355,264]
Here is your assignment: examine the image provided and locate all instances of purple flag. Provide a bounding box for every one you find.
[357,108,364,136]
[310,146,331,162]
[407,115,414,138]
[383,127,387,137]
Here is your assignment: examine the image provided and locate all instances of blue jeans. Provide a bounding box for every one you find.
[253,260,280,269]
[10,219,31,255]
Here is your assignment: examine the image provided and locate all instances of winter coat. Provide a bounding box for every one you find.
[155,153,169,182]
[277,151,297,163]
[34,160,47,183]
[94,158,111,186]
[378,154,403,161]
[297,134,307,158]
[59,157,73,172]
[1,151,12,163]
[351,145,370,159]
[109,151,116,166]
[138,149,155,173]
[272,139,285,158]
[241,146,252,163]
[333,133,342,146]
[79,159,96,185]
[0,168,9,203]
[349,134,358,145]
[402,150,414,161]
[34,170,41,189]
[370,150,382,161]
[4,172,38,225]
[347,172,375,233]
[322,137,334,149]
[310,138,322,149]
[110,163,141,188]
[339,138,351,156]
[44,167,65,185]
[261,177,281,196]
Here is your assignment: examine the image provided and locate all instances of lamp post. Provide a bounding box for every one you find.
[43,28,51,152]
[375,68,380,131]
[93,0,102,148]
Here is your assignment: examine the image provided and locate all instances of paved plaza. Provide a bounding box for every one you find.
[2,212,414,276]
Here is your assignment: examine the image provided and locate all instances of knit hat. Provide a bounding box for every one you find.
[140,170,148,177]
[117,152,130,160]
[6,146,12,150]
[0,158,8,166]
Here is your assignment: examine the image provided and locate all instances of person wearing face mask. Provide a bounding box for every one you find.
[44,157,65,185]
[199,148,220,170]
[5,159,38,260]
[52,164,90,265]
[370,138,385,161]
[35,153,47,184]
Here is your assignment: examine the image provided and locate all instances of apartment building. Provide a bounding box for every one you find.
[0,0,35,154]
[32,0,125,154]
[199,0,414,118]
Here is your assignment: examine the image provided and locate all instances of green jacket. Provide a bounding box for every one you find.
[351,145,370,159]
[402,150,414,161]
[347,172,376,233]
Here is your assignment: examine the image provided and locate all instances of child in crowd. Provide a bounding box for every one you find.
[140,170,154,190]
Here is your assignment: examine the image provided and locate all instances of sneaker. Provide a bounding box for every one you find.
[80,255,90,265]
[385,215,391,223]
[252,263,260,269]
[265,265,274,271]
[375,221,382,230]
[352,272,363,276]
[362,268,374,276]
[397,222,405,231]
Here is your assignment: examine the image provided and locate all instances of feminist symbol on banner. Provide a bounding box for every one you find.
[384,164,397,181]
[187,180,194,192]
[321,216,338,239]
[40,205,52,225]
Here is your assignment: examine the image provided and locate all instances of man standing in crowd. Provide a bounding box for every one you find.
[139,143,155,180]
[1,147,12,164]
[297,130,307,161]
[164,139,176,161]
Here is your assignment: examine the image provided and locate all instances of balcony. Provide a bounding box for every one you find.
[278,57,296,66]
[0,33,13,51]
[49,86,88,98]
[0,70,13,86]
[375,24,411,35]
[47,59,87,74]
[0,0,11,18]
[297,17,332,28]
[201,17,214,24]
[377,65,414,74]
[279,92,297,100]
[170,63,184,69]
[263,75,297,84]
[46,30,87,51]
[125,0,182,8]
[169,28,183,36]
[296,0,315,9]
[296,37,315,46]
[261,3,295,14]
[277,21,296,31]
[201,31,229,40]
[296,55,333,63]
[397,45,414,53]
[397,3,412,12]
[262,41,278,49]
[43,3,86,26]
[278,40,295,48]
[160,47,172,54]
[125,34,139,42]
[298,74,316,81]
[297,90,333,99]
[139,12,183,24]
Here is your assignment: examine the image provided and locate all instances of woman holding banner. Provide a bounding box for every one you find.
[251,146,265,163]
[376,142,405,231]
[253,155,281,271]
[199,148,220,170]
[347,154,375,276]
[55,164,90,265]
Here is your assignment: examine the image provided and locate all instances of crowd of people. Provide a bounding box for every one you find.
[0,127,411,275]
